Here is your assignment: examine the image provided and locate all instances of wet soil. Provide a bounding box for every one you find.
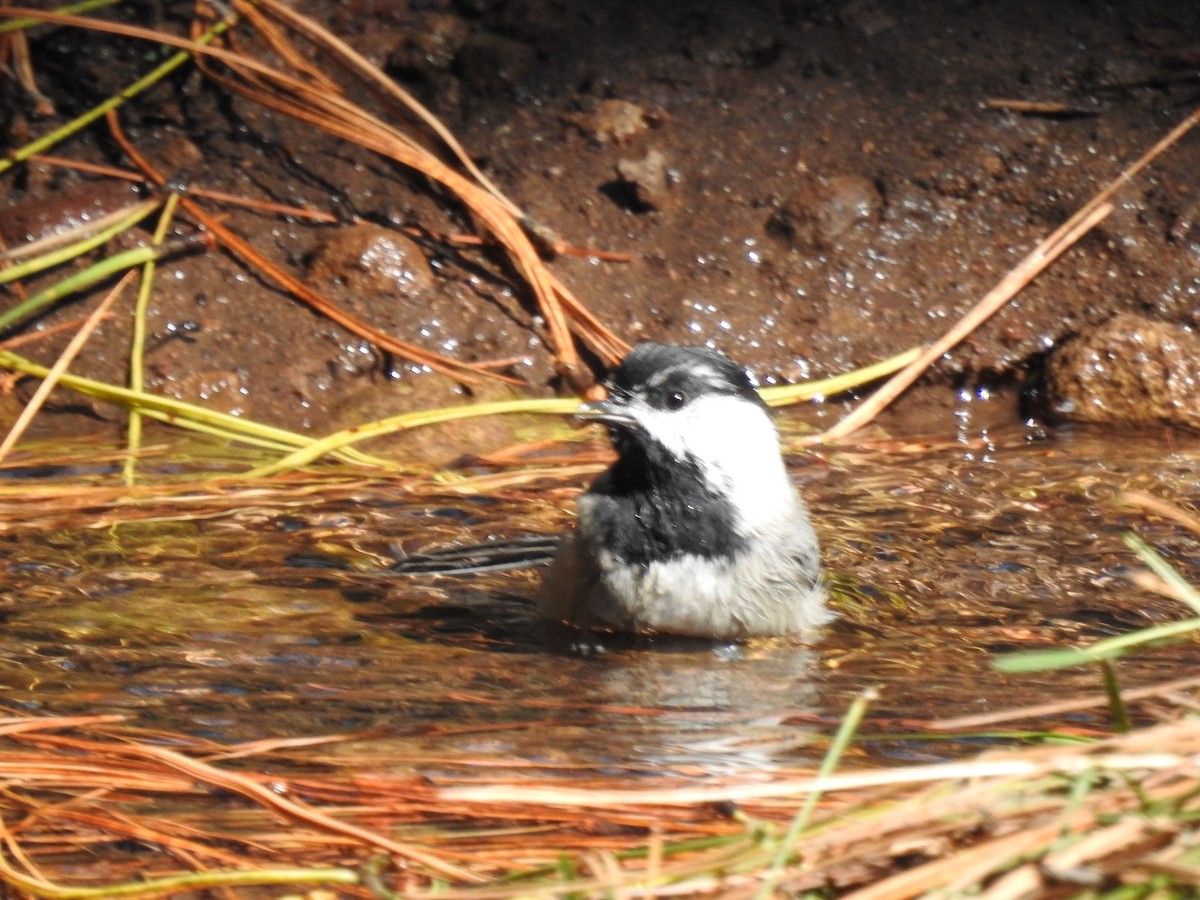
[3,0,1200,440]
[2,423,1198,775]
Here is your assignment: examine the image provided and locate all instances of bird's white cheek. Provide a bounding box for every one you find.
[681,398,798,531]
[628,406,689,461]
[631,397,768,468]
[628,396,799,531]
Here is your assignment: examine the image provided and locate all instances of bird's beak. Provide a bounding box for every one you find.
[576,398,637,427]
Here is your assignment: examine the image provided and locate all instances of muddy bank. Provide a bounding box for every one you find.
[3,0,1199,441]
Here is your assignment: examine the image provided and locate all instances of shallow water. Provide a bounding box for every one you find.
[2,421,1198,778]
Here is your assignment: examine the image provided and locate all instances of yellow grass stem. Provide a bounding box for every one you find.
[245,348,922,478]
[759,346,922,407]
[124,192,180,485]
[0,349,391,466]
[244,397,583,478]
[0,842,359,899]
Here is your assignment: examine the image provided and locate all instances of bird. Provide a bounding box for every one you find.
[392,342,829,639]
[537,342,828,639]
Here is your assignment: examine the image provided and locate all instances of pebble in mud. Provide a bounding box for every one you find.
[306,223,433,297]
[563,99,649,144]
[615,148,672,211]
[1043,312,1200,430]
[767,174,883,251]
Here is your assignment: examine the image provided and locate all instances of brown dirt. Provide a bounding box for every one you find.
[3,0,1200,444]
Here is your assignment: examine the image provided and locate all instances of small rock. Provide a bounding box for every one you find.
[768,174,882,250]
[1044,312,1200,429]
[1168,195,1200,244]
[306,224,433,296]
[1099,188,1159,265]
[564,99,649,144]
[615,148,672,211]
[933,169,978,199]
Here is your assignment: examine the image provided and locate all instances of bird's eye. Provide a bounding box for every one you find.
[665,390,687,410]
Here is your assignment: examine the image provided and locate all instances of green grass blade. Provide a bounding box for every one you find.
[756,688,875,898]
[0,242,178,333]
[993,616,1200,673]
[1124,532,1200,616]
[995,535,1200,674]
[1100,659,1130,733]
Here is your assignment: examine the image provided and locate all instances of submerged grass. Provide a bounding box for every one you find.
[0,456,1195,897]
[995,531,1200,676]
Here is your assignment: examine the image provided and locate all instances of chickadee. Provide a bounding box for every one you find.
[538,342,828,639]
[392,343,828,639]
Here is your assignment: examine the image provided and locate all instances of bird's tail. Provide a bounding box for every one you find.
[389,533,560,575]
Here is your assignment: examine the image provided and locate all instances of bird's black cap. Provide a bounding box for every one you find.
[605,342,765,409]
